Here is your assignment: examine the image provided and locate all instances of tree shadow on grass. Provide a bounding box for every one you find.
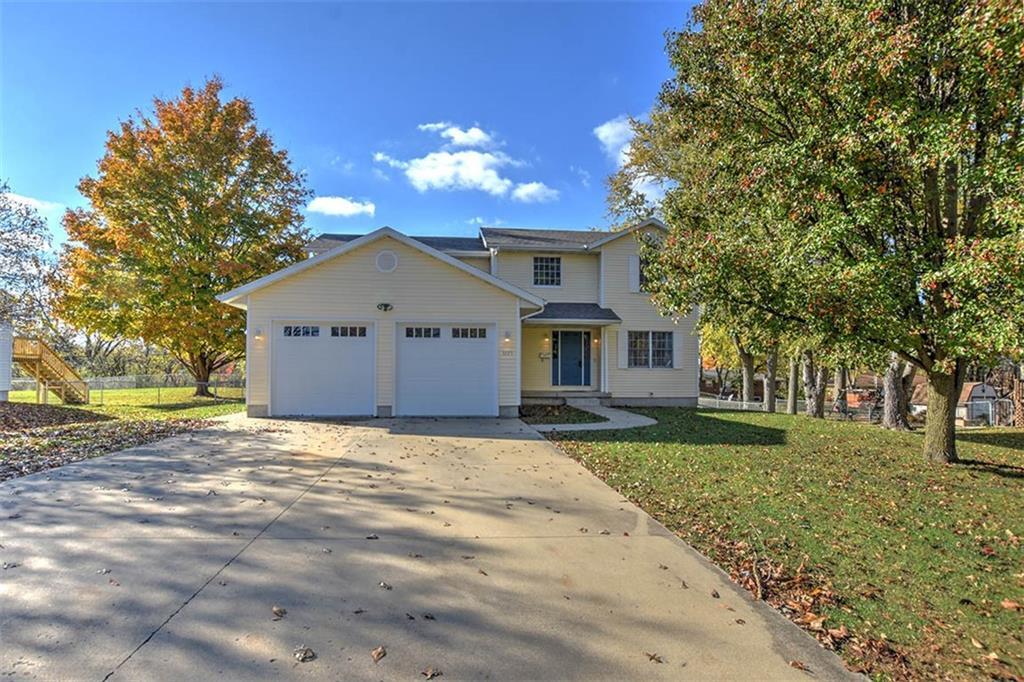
[550,408,787,447]
[0,402,113,431]
[123,399,245,412]
[956,430,1024,452]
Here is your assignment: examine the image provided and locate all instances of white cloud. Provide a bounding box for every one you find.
[570,165,592,188]
[373,152,408,169]
[419,122,493,148]
[405,150,514,195]
[466,216,504,226]
[307,196,376,218]
[374,124,557,202]
[594,114,664,203]
[593,115,635,166]
[511,182,559,203]
[4,192,62,214]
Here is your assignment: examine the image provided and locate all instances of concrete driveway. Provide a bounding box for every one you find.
[0,416,853,680]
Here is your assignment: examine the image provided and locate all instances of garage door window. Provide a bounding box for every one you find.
[331,326,367,337]
[452,327,487,339]
[283,325,319,337]
[405,327,441,338]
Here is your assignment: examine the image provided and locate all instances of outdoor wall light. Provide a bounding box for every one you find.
[377,303,393,312]
[503,330,512,342]
[253,327,264,340]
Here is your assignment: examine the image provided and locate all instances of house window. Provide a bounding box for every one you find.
[405,327,441,338]
[452,327,487,339]
[331,326,367,338]
[283,325,319,337]
[628,331,673,368]
[639,255,651,292]
[533,256,561,286]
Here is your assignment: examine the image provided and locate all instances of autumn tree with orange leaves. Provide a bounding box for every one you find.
[54,78,310,394]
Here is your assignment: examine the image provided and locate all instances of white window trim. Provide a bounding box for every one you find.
[627,330,674,369]
[532,255,563,288]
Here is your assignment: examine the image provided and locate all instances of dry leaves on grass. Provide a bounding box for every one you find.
[0,419,211,482]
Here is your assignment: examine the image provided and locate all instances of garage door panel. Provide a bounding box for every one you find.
[271,322,374,416]
[397,324,497,416]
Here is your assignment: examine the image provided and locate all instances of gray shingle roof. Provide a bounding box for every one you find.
[480,227,612,250]
[308,233,486,255]
[529,302,621,322]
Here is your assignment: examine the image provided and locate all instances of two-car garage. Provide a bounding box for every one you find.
[270,321,498,417]
[219,228,544,419]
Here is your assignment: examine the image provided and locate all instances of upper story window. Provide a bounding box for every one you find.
[533,256,561,287]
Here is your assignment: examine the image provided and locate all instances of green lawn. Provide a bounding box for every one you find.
[9,386,245,420]
[519,404,608,424]
[548,409,1023,680]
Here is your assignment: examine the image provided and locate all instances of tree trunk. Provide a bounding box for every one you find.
[733,335,755,404]
[832,366,848,416]
[182,352,218,397]
[882,353,912,430]
[802,350,827,418]
[923,369,961,463]
[192,360,214,397]
[763,347,778,413]
[786,356,799,414]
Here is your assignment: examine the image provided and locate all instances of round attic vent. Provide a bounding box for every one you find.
[376,250,398,273]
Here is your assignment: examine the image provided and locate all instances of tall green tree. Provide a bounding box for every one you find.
[54,78,311,394]
[613,0,1024,462]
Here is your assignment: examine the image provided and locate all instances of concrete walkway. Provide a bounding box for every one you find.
[0,416,854,680]
[530,399,658,432]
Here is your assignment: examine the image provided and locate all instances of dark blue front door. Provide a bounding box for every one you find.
[558,331,584,386]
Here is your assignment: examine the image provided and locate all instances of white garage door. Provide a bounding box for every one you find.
[271,322,375,416]
[396,324,498,416]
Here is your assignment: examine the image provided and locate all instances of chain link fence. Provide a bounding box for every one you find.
[10,373,244,407]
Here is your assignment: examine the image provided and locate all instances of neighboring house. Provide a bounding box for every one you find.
[957,382,1000,423]
[0,317,11,402]
[909,380,1001,423]
[217,220,699,418]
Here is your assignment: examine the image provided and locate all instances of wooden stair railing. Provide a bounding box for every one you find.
[12,337,90,404]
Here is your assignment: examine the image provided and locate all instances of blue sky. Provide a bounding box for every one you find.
[1,2,689,244]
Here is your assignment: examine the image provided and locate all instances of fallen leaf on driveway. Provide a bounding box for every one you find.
[644,652,664,663]
[371,645,386,663]
[366,533,379,540]
[378,581,393,590]
[272,605,287,620]
[711,589,720,599]
[422,667,443,679]
[423,613,436,620]
[293,646,316,662]
[789,660,809,672]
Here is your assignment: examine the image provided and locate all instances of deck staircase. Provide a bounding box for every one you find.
[12,337,89,404]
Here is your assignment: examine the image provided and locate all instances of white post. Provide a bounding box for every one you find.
[0,320,11,402]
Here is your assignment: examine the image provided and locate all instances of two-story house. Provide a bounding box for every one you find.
[217,219,698,418]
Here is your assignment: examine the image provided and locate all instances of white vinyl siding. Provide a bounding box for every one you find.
[602,229,698,398]
[246,237,522,412]
[494,252,599,302]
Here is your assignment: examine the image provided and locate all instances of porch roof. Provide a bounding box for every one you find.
[523,302,621,326]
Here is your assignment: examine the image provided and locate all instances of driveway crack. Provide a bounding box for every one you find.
[102,433,365,680]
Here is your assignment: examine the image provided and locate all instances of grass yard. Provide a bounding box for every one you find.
[518,404,609,424]
[548,409,1024,680]
[9,386,245,420]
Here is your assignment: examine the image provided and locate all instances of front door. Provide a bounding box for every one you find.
[553,330,591,386]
